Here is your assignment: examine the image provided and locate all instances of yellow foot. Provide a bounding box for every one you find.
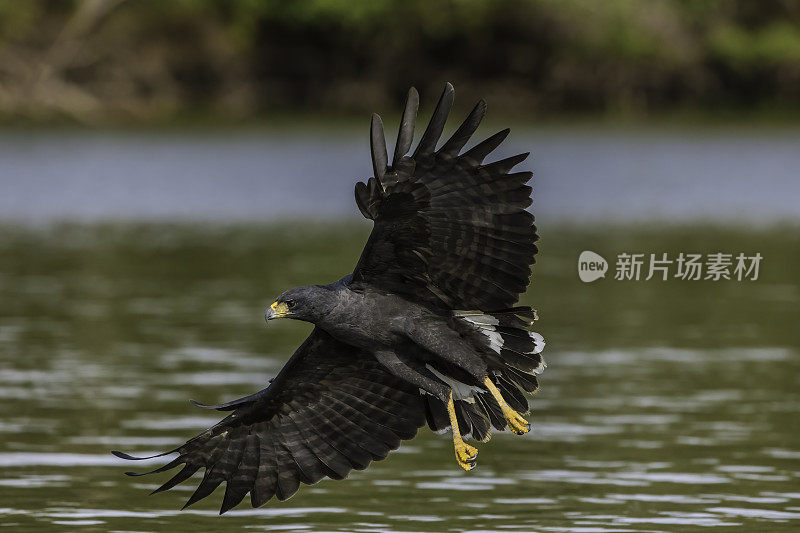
[454,440,478,471]
[483,376,531,436]
[504,408,530,435]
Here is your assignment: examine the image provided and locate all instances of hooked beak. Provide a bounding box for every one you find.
[265,301,291,322]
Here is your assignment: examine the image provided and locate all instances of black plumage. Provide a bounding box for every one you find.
[115,83,545,513]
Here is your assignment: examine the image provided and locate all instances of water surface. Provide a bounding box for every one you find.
[0,222,798,532]
[1,128,799,224]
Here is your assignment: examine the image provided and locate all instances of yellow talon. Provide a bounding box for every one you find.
[446,392,479,471]
[504,408,530,435]
[483,377,531,435]
[454,440,478,471]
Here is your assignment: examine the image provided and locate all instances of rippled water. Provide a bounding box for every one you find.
[0,223,798,532]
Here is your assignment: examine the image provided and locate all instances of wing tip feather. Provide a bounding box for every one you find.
[393,87,420,165]
[370,113,388,180]
[112,449,173,461]
[414,82,455,156]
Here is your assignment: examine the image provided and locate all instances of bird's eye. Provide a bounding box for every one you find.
[285,299,296,309]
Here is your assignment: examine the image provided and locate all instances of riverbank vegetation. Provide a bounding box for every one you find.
[1,0,799,125]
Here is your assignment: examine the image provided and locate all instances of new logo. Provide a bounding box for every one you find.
[578,251,608,283]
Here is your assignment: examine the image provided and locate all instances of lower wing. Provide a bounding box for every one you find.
[113,328,426,513]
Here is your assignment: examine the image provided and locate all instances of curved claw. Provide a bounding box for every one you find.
[454,440,478,471]
[506,410,530,435]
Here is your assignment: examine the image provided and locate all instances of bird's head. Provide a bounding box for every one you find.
[265,285,336,324]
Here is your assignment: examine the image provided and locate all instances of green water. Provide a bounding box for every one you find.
[0,222,798,532]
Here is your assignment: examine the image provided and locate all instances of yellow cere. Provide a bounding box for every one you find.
[270,301,291,318]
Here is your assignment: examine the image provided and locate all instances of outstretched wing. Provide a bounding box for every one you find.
[352,83,538,311]
[113,328,426,513]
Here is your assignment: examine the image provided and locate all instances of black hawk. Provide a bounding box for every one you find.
[114,83,545,513]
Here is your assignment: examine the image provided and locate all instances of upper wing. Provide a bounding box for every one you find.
[352,83,538,311]
[114,328,426,513]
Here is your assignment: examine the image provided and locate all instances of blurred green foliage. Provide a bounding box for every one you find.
[0,0,799,123]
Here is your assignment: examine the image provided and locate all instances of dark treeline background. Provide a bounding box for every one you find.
[1,0,800,124]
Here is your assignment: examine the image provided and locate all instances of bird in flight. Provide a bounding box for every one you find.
[114,83,545,514]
